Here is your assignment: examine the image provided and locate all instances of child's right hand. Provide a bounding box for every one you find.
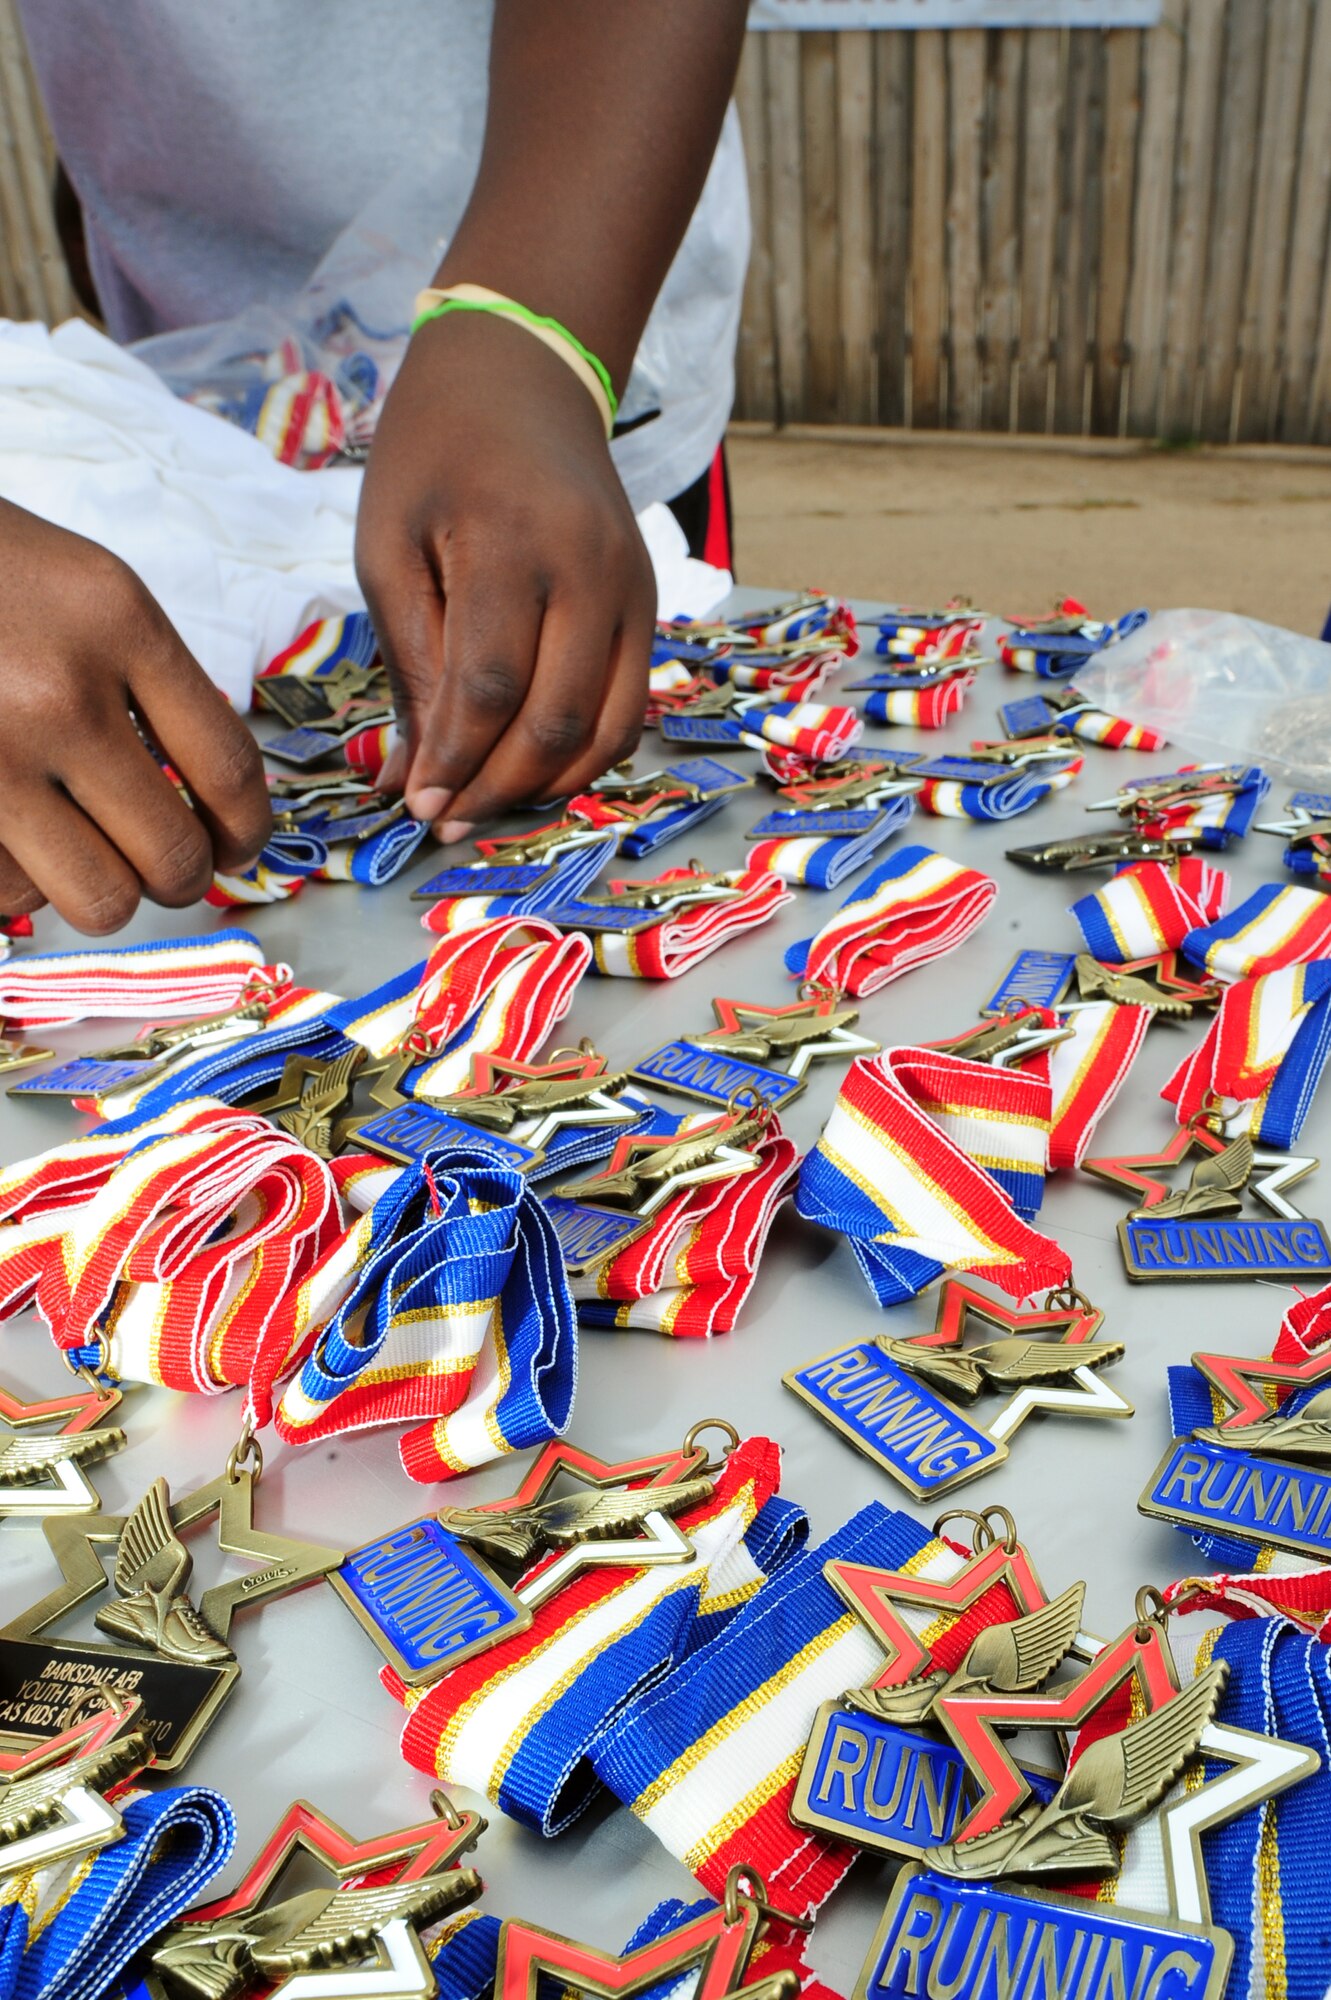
[0,500,272,932]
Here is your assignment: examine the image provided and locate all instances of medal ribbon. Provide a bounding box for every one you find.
[712,650,843,699]
[624,1895,840,2000]
[734,594,857,650]
[745,799,914,889]
[862,672,974,729]
[875,614,983,660]
[999,607,1148,678]
[1034,998,1151,1168]
[785,846,998,997]
[1058,703,1168,751]
[0,932,282,1033]
[590,1502,933,1918]
[912,753,1082,821]
[737,702,862,761]
[1070,857,1230,962]
[794,1049,1067,1306]
[418,835,617,929]
[393,1437,789,1832]
[1181,881,1331,980]
[1116,765,1271,847]
[259,610,379,686]
[272,1146,576,1480]
[3,1785,235,2000]
[1162,963,1331,1144]
[576,871,793,980]
[574,1132,800,1337]
[344,718,398,780]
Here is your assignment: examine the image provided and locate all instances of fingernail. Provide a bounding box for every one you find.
[408,786,451,823]
[434,819,475,846]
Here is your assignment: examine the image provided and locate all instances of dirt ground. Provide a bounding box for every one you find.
[728,432,1331,636]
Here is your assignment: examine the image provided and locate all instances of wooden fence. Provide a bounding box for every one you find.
[734,0,1331,441]
[2,0,1330,441]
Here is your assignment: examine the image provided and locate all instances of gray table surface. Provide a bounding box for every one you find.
[0,592,1312,1994]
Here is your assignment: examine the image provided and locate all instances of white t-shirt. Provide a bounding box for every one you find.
[17,0,748,509]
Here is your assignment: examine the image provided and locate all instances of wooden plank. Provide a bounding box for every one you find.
[1159,0,1225,439]
[945,29,986,431]
[1015,29,1063,433]
[1124,0,1185,436]
[836,32,876,424]
[873,30,912,428]
[979,29,1023,431]
[764,31,808,426]
[1277,0,1331,439]
[1235,0,1311,438]
[1092,29,1143,434]
[910,29,947,429]
[801,32,840,424]
[734,36,778,425]
[0,0,71,321]
[1198,2,1268,438]
[1052,28,1104,433]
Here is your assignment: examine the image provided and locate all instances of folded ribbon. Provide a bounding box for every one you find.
[785,846,998,997]
[4,1786,235,2000]
[1182,882,1331,980]
[1070,857,1229,963]
[794,1049,1067,1306]
[574,871,793,979]
[912,753,1082,820]
[574,1131,799,1336]
[744,798,913,889]
[1162,963,1331,1146]
[0,933,280,1033]
[862,672,974,729]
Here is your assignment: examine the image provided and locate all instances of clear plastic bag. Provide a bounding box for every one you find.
[1074,608,1331,788]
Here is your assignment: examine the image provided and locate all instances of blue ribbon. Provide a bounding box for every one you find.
[283,1146,576,1458]
[1005,608,1149,678]
[11,1787,234,2000]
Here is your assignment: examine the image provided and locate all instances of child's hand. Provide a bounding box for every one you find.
[0,501,271,930]
[355,308,654,841]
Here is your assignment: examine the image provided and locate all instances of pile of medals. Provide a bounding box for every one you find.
[6,588,1331,2000]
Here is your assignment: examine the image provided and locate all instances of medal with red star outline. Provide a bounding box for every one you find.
[701,996,880,1078]
[493,1867,801,2000]
[0,1375,129,1519]
[1082,1120,1230,1210]
[0,1691,152,1877]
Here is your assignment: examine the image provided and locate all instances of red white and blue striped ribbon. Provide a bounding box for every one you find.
[785,846,998,997]
[912,753,1082,820]
[794,1049,1068,1306]
[1070,857,1229,962]
[737,703,863,761]
[875,614,984,660]
[745,798,914,888]
[1038,999,1152,1169]
[574,1131,800,1336]
[0,932,282,1032]
[862,672,974,729]
[573,871,793,979]
[1181,882,1331,980]
[1161,962,1331,1145]
[392,1437,793,1832]
[590,1501,929,1918]
[258,611,380,687]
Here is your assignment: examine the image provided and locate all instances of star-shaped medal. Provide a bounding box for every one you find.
[423,1047,638,1149]
[0,1378,127,1519]
[1189,1340,1331,1431]
[0,1694,150,1877]
[152,1791,485,2000]
[559,1099,769,1219]
[493,1879,795,2000]
[703,996,879,1078]
[1082,1122,1230,1210]
[1,1470,342,1771]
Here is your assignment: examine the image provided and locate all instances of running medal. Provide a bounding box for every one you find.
[147,1791,485,2000]
[784,1277,1130,1499]
[331,1427,722,1687]
[9,995,276,1103]
[634,995,878,1112]
[854,1587,1315,2000]
[979,952,1077,1017]
[0,1697,150,1878]
[0,1374,127,1521]
[1083,1119,1331,1282]
[0,1465,341,1769]
[1005,829,1194,872]
[793,1507,1079,1860]
[1142,1334,1331,1561]
[493,1865,802,2000]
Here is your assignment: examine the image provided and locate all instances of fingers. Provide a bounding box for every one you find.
[61,715,217,908]
[125,610,271,873]
[406,566,547,825]
[0,845,45,920]
[356,537,444,797]
[2,783,143,936]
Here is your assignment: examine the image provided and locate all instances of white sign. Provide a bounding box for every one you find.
[749,0,1160,26]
